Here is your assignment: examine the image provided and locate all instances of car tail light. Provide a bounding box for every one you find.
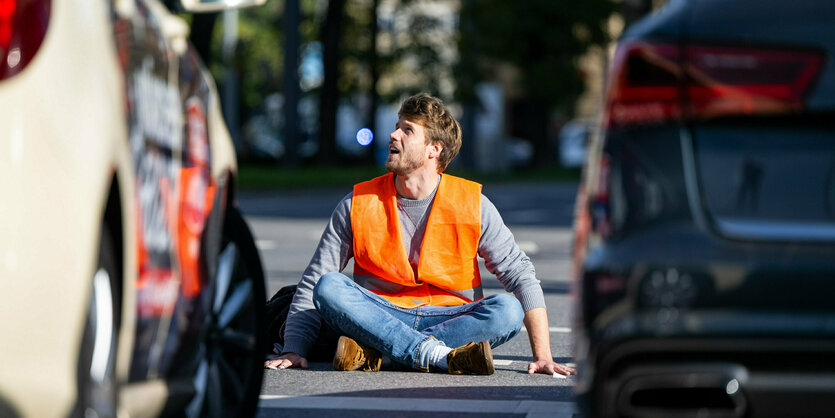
[605,42,684,127]
[604,40,824,127]
[0,0,51,81]
[686,45,822,119]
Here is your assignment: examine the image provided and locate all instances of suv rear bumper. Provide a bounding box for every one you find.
[578,333,835,418]
[577,221,835,417]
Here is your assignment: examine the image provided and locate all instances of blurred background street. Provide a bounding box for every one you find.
[191,0,666,414]
[193,0,667,414]
[191,0,835,414]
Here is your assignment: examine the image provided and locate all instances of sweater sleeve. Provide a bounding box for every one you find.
[478,194,546,312]
[282,192,354,357]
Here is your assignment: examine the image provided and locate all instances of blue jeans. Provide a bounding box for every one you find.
[312,272,524,371]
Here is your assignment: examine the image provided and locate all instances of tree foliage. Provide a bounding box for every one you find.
[205,0,461,121]
[455,0,616,167]
[376,0,458,102]
[455,0,616,112]
[203,0,321,119]
[199,0,617,165]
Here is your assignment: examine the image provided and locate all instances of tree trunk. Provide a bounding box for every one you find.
[511,98,552,168]
[364,0,379,164]
[317,0,346,164]
[283,0,301,166]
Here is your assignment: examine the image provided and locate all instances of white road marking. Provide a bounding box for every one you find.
[494,360,574,368]
[521,326,572,333]
[259,396,576,416]
[516,240,540,255]
[256,240,276,250]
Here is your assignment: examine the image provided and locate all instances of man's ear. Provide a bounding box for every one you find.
[427,142,443,159]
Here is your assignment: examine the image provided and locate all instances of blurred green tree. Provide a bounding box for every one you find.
[455,0,617,166]
[375,0,458,102]
[201,0,319,131]
[319,0,458,162]
[209,0,607,166]
[203,0,385,163]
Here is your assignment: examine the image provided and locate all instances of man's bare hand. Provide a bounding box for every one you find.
[527,359,576,376]
[264,352,308,370]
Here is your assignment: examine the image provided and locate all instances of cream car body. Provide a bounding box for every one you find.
[0,0,265,416]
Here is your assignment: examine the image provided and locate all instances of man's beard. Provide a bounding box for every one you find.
[385,147,423,175]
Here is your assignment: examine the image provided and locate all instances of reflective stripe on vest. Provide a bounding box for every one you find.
[351,173,483,308]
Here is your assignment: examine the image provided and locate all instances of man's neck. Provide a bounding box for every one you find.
[394,169,441,200]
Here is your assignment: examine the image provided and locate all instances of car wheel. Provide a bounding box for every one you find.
[187,207,266,418]
[77,225,119,418]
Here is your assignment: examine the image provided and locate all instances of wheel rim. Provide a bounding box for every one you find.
[187,239,261,418]
[90,269,114,384]
[83,268,117,418]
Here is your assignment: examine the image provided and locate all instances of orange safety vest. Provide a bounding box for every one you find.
[351,173,483,308]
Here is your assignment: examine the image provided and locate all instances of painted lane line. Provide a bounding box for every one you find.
[516,241,540,255]
[256,240,276,250]
[491,360,575,368]
[521,326,572,333]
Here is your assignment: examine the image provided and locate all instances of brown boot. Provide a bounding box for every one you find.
[332,336,382,372]
[447,340,495,375]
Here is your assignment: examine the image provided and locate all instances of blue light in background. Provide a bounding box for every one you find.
[356,128,373,146]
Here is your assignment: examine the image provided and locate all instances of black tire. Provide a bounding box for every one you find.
[76,225,119,418]
[187,207,266,418]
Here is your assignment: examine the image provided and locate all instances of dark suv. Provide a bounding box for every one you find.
[572,0,835,416]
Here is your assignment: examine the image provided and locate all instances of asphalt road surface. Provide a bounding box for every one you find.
[237,181,580,417]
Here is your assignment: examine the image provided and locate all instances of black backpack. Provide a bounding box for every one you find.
[265,284,338,361]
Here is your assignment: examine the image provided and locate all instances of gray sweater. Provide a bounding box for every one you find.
[282,179,546,357]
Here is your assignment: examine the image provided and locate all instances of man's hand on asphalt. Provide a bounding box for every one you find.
[527,359,576,376]
[264,353,308,370]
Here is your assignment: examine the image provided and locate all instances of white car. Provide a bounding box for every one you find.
[0,0,266,416]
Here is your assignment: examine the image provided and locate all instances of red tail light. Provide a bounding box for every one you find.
[686,45,823,118]
[0,0,51,81]
[605,42,684,127]
[604,40,824,127]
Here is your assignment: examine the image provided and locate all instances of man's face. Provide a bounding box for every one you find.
[386,118,431,175]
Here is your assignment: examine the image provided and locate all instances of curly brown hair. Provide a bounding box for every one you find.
[397,93,462,172]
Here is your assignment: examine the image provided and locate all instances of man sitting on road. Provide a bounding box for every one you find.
[264,93,576,376]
